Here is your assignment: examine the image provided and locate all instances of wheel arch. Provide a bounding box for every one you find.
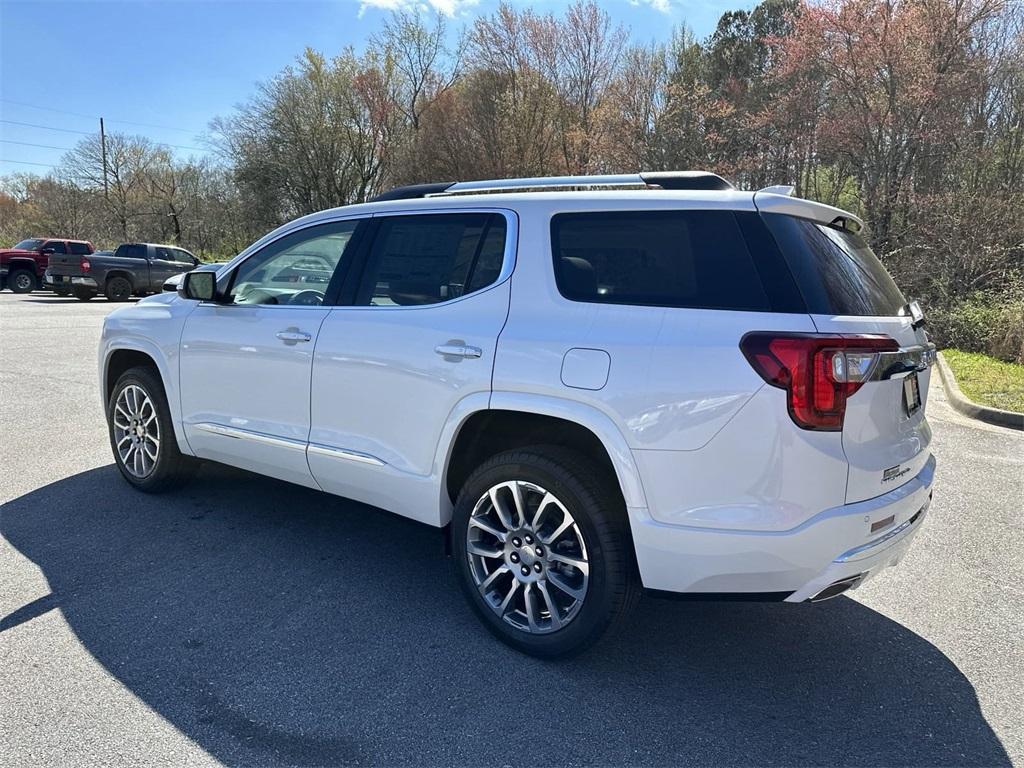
[440,392,648,525]
[102,340,193,456]
[7,257,39,272]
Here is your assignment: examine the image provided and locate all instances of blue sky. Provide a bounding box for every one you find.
[1,0,748,175]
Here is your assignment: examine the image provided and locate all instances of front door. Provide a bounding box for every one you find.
[179,218,363,488]
[308,210,514,524]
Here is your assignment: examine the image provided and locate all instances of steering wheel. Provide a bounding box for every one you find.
[289,289,325,306]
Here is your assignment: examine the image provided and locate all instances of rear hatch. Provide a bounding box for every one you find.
[761,213,934,503]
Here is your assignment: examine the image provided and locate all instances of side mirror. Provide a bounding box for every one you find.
[41,247,55,255]
[179,270,217,302]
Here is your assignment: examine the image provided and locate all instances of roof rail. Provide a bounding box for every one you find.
[370,171,734,202]
[369,182,455,202]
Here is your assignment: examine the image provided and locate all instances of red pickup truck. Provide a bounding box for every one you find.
[1,238,95,294]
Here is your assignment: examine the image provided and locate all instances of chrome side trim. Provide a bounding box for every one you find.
[192,422,307,451]
[307,443,386,466]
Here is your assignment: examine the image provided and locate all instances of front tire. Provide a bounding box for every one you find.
[107,366,196,492]
[451,446,639,658]
[106,276,132,302]
[9,269,36,293]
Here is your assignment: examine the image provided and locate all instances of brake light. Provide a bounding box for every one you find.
[80,258,91,272]
[740,333,899,430]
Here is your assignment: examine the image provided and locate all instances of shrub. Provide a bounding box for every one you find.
[927,293,1024,364]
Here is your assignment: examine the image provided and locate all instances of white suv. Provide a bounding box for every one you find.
[99,172,936,657]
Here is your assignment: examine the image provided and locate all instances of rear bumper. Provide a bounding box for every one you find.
[630,454,935,598]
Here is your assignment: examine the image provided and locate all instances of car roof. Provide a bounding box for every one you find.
[283,188,861,231]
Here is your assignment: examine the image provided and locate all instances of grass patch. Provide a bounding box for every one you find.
[943,349,1024,413]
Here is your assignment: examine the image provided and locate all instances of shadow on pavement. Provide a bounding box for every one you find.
[2,464,1010,766]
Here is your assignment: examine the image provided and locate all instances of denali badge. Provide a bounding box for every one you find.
[883,464,910,484]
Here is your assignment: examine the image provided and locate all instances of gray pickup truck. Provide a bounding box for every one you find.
[46,243,200,301]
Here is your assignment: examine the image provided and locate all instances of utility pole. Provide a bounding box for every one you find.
[99,117,109,200]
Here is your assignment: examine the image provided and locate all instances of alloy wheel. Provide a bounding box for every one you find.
[112,384,160,477]
[466,480,590,634]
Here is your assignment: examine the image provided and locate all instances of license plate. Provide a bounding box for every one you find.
[903,373,921,415]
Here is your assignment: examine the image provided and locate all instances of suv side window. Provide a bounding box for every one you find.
[45,241,68,254]
[551,210,771,312]
[355,213,507,307]
[69,242,91,255]
[228,220,360,306]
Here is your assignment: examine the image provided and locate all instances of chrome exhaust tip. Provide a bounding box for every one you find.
[808,574,865,602]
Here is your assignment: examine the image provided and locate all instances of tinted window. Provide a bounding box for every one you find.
[45,241,67,254]
[551,210,770,311]
[154,246,174,260]
[230,220,358,306]
[762,214,906,316]
[173,248,195,263]
[115,244,146,259]
[69,242,91,255]
[13,239,43,250]
[356,213,507,307]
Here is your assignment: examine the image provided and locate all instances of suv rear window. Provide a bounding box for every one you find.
[761,214,906,316]
[551,210,771,311]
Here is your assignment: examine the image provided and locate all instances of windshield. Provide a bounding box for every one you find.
[13,239,44,251]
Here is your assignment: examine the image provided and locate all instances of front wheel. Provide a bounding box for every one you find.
[451,446,639,658]
[108,366,196,492]
[9,269,36,293]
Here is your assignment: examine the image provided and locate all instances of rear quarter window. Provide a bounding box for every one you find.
[550,210,772,311]
[761,214,906,316]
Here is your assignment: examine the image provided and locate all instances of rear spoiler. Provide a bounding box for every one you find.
[753,185,864,232]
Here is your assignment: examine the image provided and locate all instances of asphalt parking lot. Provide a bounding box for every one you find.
[1,290,1022,767]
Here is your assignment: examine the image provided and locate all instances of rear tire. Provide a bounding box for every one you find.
[74,288,94,301]
[106,276,132,302]
[54,288,70,297]
[9,269,36,293]
[451,445,640,658]
[107,366,196,492]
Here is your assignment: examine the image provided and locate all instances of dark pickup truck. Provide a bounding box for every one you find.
[46,242,200,301]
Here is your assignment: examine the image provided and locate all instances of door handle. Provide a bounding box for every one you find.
[276,329,312,343]
[435,343,482,359]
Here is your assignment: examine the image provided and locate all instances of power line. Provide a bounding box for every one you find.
[0,119,208,152]
[0,119,92,135]
[0,158,56,168]
[0,139,74,151]
[0,98,203,135]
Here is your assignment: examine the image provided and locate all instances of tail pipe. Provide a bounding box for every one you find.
[808,574,866,602]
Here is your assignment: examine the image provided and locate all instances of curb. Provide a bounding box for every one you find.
[935,352,1024,431]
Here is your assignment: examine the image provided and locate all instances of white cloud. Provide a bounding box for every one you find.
[628,0,675,13]
[358,0,480,18]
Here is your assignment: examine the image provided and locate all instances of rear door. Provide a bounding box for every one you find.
[307,209,513,524]
[762,214,933,503]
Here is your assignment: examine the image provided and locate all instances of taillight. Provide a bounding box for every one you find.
[80,258,91,272]
[740,333,899,431]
